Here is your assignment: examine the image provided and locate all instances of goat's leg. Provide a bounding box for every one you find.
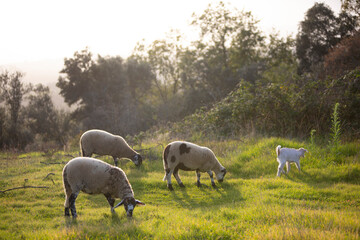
[207,170,216,187]
[277,162,286,177]
[295,161,301,172]
[286,161,291,173]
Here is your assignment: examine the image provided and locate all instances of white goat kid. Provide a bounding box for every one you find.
[276,145,308,177]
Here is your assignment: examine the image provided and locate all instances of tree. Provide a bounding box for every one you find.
[324,32,360,77]
[136,31,183,104]
[25,84,61,142]
[341,0,360,21]
[296,2,358,75]
[265,33,295,67]
[57,48,94,106]
[296,3,339,74]
[338,11,358,38]
[57,49,154,135]
[0,70,30,147]
[190,1,265,99]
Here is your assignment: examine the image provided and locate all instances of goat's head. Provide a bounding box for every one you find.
[299,148,308,157]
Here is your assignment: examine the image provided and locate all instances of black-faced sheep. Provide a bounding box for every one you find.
[80,129,142,166]
[163,141,227,190]
[62,157,145,218]
[276,145,308,177]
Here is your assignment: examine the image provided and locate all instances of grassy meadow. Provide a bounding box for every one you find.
[0,137,359,239]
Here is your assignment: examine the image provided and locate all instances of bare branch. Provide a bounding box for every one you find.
[0,185,49,194]
[43,173,55,185]
[40,161,67,165]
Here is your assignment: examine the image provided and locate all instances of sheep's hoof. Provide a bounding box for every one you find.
[179,183,185,188]
[196,181,201,187]
[211,182,216,187]
[167,184,174,191]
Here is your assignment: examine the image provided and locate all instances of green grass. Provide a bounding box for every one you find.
[1,137,359,239]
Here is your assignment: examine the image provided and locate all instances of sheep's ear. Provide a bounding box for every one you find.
[114,199,125,208]
[136,200,145,206]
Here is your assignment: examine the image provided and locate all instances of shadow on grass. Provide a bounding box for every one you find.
[64,216,78,228]
[167,180,243,209]
[282,167,360,187]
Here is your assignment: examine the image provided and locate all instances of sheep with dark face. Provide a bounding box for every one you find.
[62,157,144,218]
[80,129,142,166]
[163,141,227,190]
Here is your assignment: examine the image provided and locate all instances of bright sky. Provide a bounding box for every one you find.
[0,0,341,84]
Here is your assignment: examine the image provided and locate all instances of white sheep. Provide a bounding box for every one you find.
[163,141,227,190]
[62,157,145,218]
[276,145,308,177]
[80,129,142,166]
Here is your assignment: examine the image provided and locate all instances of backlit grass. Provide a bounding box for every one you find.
[0,138,359,239]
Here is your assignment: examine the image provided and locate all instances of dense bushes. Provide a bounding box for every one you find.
[169,67,360,140]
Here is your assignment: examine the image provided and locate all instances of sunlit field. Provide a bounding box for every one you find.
[1,138,359,239]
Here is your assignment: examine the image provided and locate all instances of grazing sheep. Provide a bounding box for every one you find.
[80,129,142,166]
[276,145,308,177]
[163,141,227,190]
[62,157,145,218]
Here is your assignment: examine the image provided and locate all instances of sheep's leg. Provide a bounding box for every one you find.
[65,207,70,217]
[104,193,115,212]
[295,161,301,172]
[113,157,119,166]
[165,168,174,190]
[277,162,286,177]
[286,161,291,173]
[82,150,92,157]
[64,193,70,217]
[173,169,185,188]
[207,170,216,187]
[69,192,79,218]
[196,170,201,187]
[64,177,73,217]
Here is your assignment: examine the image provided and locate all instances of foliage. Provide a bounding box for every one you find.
[341,0,360,25]
[57,50,155,135]
[1,2,360,151]
[0,138,359,239]
[0,70,31,148]
[0,71,76,150]
[330,103,342,148]
[295,3,357,74]
[324,32,360,77]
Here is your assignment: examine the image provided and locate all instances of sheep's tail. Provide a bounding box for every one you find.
[163,145,171,181]
[79,137,86,157]
[276,145,281,157]
[62,165,71,207]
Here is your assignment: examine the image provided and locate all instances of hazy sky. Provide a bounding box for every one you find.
[0,0,341,84]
